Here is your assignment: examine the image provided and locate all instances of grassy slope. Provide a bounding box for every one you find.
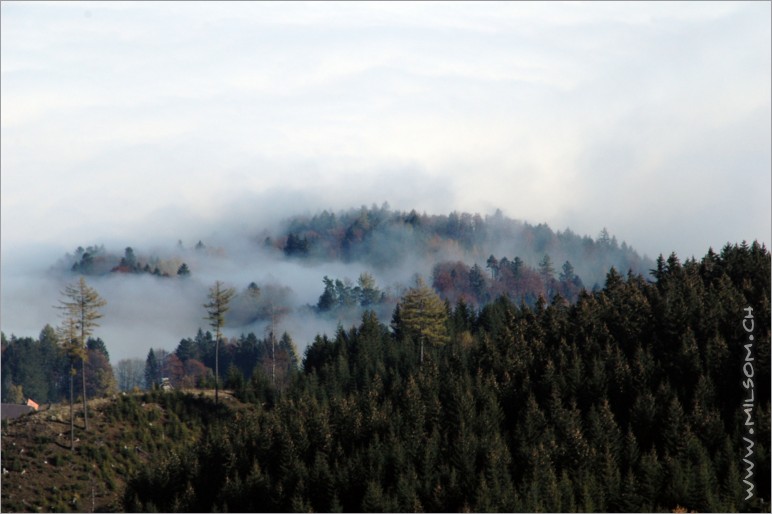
[1,390,245,513]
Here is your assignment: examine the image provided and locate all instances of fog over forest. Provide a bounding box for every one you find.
[1,202,656,364]
[1,5,770,511]
[2,1,769,367]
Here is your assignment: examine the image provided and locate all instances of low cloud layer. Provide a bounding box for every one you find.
[0,223,434,363]
[2,2,770,361]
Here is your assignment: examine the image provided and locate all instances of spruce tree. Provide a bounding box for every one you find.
[146,349,161,389]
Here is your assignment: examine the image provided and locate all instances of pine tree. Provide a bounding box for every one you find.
[661,396,687,456]
[57,277,106,430]
[559,260,576,283]
[38,324,65,402]
[468,263,488,304]
[145,349,159,389]
[361,480,388,512]
[123,247,137,270]
[204,281,236,405]
[357,272,382,307]
[318,276,337,311]
[587,399,623,459]
[539,254,555,283]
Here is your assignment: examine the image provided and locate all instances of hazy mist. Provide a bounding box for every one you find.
[2,2,770,364]
[1,205,441,363]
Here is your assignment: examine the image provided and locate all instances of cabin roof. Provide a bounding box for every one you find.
[1,404,34,420]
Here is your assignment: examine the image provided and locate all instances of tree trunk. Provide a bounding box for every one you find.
[270,305,276,387]
[81,355,88,430]
[215,334,219,405]
[70,371,75,451]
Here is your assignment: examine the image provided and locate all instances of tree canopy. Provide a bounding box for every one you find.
[394,278,449,364]
[120,242,769,512]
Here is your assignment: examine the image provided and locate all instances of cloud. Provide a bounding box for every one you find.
[1,1,770,357]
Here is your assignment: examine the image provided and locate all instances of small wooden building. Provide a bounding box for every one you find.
[1,404,34,420]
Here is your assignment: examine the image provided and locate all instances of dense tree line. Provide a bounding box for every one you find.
[433,253,586,307]
[1,330,115,404]
[65,245,192,278]
[317,273,387,313]
[275,205,649,288]
[2,285,299,404]
[144,328,301,393]
[52,208,650,335]
[123,241,770,512]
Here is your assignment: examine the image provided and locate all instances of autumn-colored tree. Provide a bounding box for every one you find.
[397,278,449,364]
[57,277,106,430]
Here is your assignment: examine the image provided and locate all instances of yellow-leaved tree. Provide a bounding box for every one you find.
[396,277,449,365]
[57,277,106,431]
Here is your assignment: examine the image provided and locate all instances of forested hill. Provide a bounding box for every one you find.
[51,207,654,325]
[60,207,650,295]
[2,242,769,512]
[272,205,651,288]
[118,242,769,512]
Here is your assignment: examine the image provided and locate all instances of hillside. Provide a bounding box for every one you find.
[275,206,651,285]
[117,242,770,512]
[1,390,244,513]
[1,239,769,513]
[56,207,652,293]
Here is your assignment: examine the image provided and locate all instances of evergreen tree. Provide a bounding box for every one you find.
[539,254,555,282]
[560,260,576,283]
[87,337,109,361]
[175,337,197,363]
[119,241,770,513]
[317,276,337,312]
[469,263,488,304]
[145,349,159,389]
[357,272,383,307]
[123,247,137,270]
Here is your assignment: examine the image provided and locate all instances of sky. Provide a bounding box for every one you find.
[1,1,770,360]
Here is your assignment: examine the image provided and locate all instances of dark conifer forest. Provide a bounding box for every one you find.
[120,241,769,512]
